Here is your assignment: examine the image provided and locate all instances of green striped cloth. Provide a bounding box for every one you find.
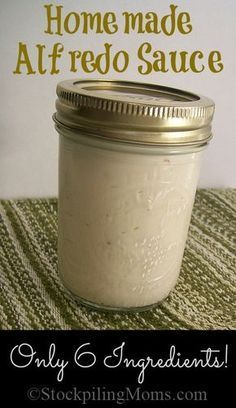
[0,189,235,330]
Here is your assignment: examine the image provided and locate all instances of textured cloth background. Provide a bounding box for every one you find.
[0,189,235,330]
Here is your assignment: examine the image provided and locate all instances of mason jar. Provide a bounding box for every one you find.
[53,80,214,311]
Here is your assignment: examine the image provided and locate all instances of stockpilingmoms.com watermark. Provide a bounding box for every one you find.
[27,386,207,404]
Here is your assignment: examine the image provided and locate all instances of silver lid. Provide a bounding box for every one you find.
[54,79,215,146]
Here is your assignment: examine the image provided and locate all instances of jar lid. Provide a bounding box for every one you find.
[54,79,215,146]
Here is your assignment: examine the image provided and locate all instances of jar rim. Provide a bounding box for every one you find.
[54,79,215,146]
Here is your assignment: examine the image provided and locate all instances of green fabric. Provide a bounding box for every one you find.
[0,189,235,330]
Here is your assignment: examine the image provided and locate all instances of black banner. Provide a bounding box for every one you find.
[0,330,234,406]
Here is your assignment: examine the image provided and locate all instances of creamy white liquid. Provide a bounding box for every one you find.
[58,133,203,309]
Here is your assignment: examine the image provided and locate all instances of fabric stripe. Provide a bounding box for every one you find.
[0,204,66,328]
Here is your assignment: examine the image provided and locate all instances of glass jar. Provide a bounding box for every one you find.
[54,80,214,311]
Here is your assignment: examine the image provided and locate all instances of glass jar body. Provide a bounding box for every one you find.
[57,127,205,311]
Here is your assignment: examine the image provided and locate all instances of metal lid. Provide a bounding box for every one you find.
[54,79,215,146]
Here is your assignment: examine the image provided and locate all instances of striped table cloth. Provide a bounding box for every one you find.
[0,189,235,330]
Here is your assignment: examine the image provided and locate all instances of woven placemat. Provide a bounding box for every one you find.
[0,189,235,330]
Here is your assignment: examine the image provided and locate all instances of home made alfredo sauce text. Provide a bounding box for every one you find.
[58,135,202,308]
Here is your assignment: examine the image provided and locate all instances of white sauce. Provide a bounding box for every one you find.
[58,134,202,309]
